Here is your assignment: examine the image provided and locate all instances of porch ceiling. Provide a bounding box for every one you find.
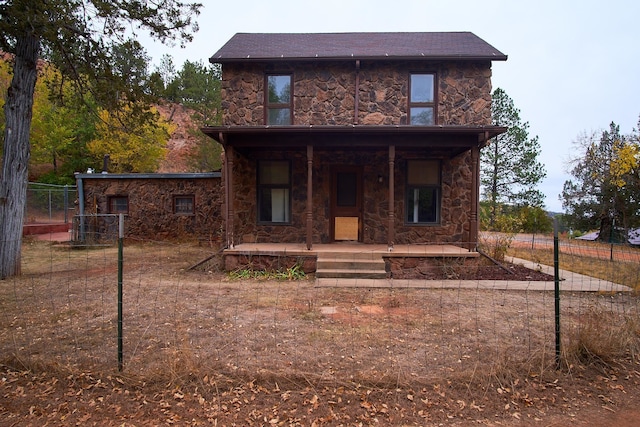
[202,125,506,156]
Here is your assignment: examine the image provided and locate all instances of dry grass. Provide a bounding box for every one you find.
[561,307,640,368]
[2,239,640,394]
[5,240,640,425]
[508,240,640,291]
[479,232,514,261]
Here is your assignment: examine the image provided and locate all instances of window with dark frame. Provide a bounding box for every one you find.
[266,74,292,125]
[108,195,129,214]
[258,160,290,223]
[173,195,195,215]
[406,160,440,224]
[409,73,435,125]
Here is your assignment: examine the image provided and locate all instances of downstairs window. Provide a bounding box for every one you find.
[406,160,440,224]
[258,160,290,223]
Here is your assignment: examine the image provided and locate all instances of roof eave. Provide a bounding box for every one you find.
[75,172,221,180]
[209,54,508,64]
[202,125,507,145]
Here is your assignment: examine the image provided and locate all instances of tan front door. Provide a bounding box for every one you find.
[331,166,362,241]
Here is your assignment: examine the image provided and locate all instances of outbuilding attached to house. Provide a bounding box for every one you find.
[75,172,223,243]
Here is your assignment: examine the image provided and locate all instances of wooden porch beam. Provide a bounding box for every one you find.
[226,144,235,248]
[469,146,480,250]
[388,145,395,250]
[306,145,313,250]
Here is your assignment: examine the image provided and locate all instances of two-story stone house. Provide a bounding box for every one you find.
[203,32,507,260]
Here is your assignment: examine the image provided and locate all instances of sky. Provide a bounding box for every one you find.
[143,0,639,212]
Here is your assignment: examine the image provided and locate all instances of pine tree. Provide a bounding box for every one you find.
[481,88,547,229]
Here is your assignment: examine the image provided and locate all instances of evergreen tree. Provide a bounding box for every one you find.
[481,88,547,229]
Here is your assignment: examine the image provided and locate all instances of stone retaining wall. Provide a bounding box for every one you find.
[220,253,480,278]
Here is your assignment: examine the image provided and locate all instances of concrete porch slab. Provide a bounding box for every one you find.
[223,243,479,258]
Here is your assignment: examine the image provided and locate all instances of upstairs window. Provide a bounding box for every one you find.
[266,74,292,125]
[406,160,440,224]
[409,73,435,125]
[258,160,290,223]
[108,195,129,214]
[173,195,195,215]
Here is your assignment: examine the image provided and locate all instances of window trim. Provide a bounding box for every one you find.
[408,72,437,125]
[265,73,293,125]
[173,194,195,216]
[257,159,292,224]
[107,195,129,214]
[404,160,441,225]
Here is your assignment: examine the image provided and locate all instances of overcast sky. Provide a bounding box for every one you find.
[144,0,639,212]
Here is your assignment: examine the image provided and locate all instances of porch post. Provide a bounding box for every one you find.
[470,146,480,251]
[306,145,313,250]
[388,145,395,250]
[226,144,235,248]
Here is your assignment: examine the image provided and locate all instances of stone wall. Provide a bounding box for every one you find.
[223,254,316,274]
[78,174,223,241]
[221,60,493,126]
[221,58,491,246]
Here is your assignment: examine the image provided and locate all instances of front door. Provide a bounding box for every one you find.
[331,166,362,241]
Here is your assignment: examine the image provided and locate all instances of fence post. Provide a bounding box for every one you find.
[48,189,52,221]
[63,185,69,224]
[118,213,124,371]
[554,218,561,369]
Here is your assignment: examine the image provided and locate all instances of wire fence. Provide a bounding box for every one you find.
[71,214,121,245]
[1,231,639,391]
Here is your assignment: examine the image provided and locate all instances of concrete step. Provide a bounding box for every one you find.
[316,252,387,279]
[316,259,385,271]
[315,268,387,279]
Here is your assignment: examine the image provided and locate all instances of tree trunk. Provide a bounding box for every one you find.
[0,35,40,279]
[598,215,613,243]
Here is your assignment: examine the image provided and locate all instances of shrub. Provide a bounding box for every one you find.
[479,232,514,262]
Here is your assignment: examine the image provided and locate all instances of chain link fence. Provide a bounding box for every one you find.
[25,182,77,224]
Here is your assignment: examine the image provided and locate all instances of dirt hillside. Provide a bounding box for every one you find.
[156,103,199,173]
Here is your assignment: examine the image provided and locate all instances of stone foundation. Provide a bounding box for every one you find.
[223,254,316,274]
[222,253,482,280]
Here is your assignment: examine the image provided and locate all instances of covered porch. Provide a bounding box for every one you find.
[203,124,506,253]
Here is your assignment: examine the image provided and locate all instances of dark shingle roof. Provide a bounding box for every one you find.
[210,32,507,63]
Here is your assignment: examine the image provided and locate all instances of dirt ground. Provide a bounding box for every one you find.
[2,240,640,426]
